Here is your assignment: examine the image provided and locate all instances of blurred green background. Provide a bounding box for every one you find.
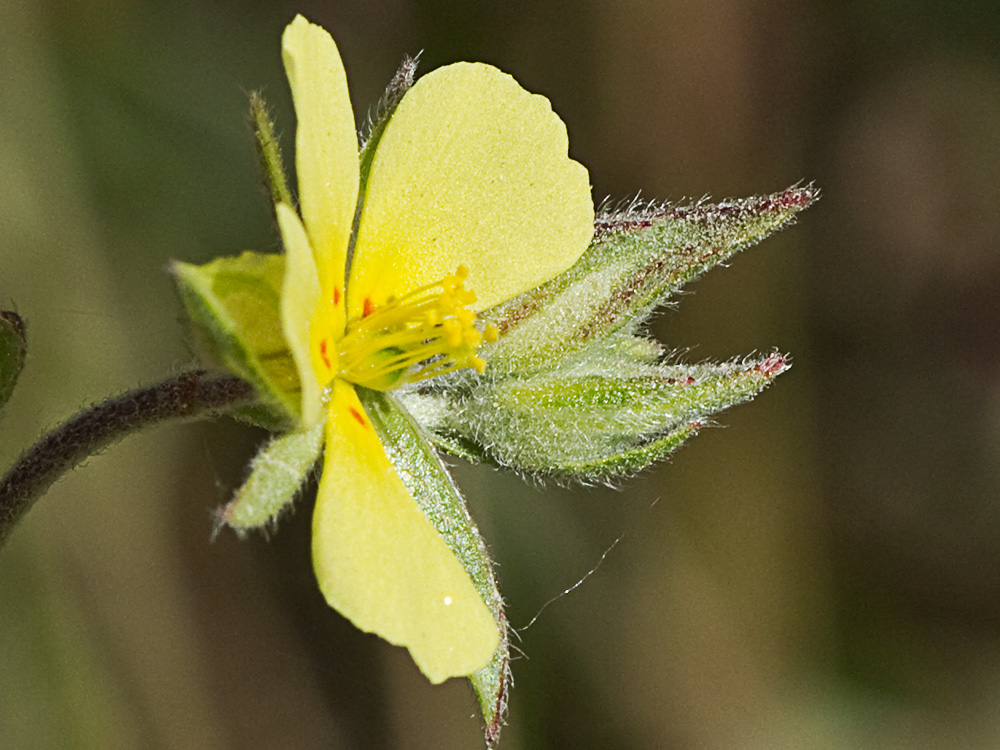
[4,0,1000,748]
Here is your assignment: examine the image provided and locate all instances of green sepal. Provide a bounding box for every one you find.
[216,420,324,533]
[561,418,703,478]
[357,388,509,744]
[405,350,788,483]
[250,91,294,213]
[346,55,420,265]
[0,311,27,413]
[482,185,817,375]
[171,252,299,431]
[358,55,418,200]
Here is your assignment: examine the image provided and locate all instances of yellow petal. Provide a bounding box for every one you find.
[276,203,324,427]
[282,15,358,295]
[313,380,498,683]
[348,62,594,316]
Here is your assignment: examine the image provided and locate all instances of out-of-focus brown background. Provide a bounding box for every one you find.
[4,1,1000,748]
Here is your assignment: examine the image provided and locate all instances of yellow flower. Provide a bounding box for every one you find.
[277,15,593,683]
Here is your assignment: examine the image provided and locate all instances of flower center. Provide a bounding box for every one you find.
[337,266,498,391]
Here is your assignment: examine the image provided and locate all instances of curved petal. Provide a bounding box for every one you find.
[277,204,324,427]
[312,380,498,683]
[282,15,358,296]
[348,62,594,316]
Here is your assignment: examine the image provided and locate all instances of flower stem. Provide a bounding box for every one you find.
[0,370,255,547]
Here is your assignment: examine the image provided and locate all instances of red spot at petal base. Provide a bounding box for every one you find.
[333,286,341,305]
[319,339,331,370]
[363,297,376,318]
[348,407,367,427]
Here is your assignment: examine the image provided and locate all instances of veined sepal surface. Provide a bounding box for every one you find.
[481,185,817,375]
[172,252,299,431]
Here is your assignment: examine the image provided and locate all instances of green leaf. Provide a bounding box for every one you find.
[357,388,509,744]
[405,350,789,482]
[172,252,299,430]
[482,185,817,374]
[0,311,27,413]
[216,420,323,533]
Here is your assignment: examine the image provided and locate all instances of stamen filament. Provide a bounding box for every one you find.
[336,266,493,390]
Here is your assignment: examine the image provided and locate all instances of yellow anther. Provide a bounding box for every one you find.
[336,266,493,390]
[441,319,461,348]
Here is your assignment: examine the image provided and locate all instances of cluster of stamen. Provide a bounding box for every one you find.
[337,266,498,391]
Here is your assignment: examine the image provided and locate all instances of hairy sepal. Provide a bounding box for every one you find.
[172,252,299,431]
[358,55,418,193]
[405,349,789,483]
[482,185,817,375]
[357,388,509,743]
[250,91,294,213]
[217,420,323,533]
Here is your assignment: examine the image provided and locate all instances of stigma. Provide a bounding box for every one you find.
[337,266,498,391]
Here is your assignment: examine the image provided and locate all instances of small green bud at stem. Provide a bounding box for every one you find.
[0,311,27,413]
